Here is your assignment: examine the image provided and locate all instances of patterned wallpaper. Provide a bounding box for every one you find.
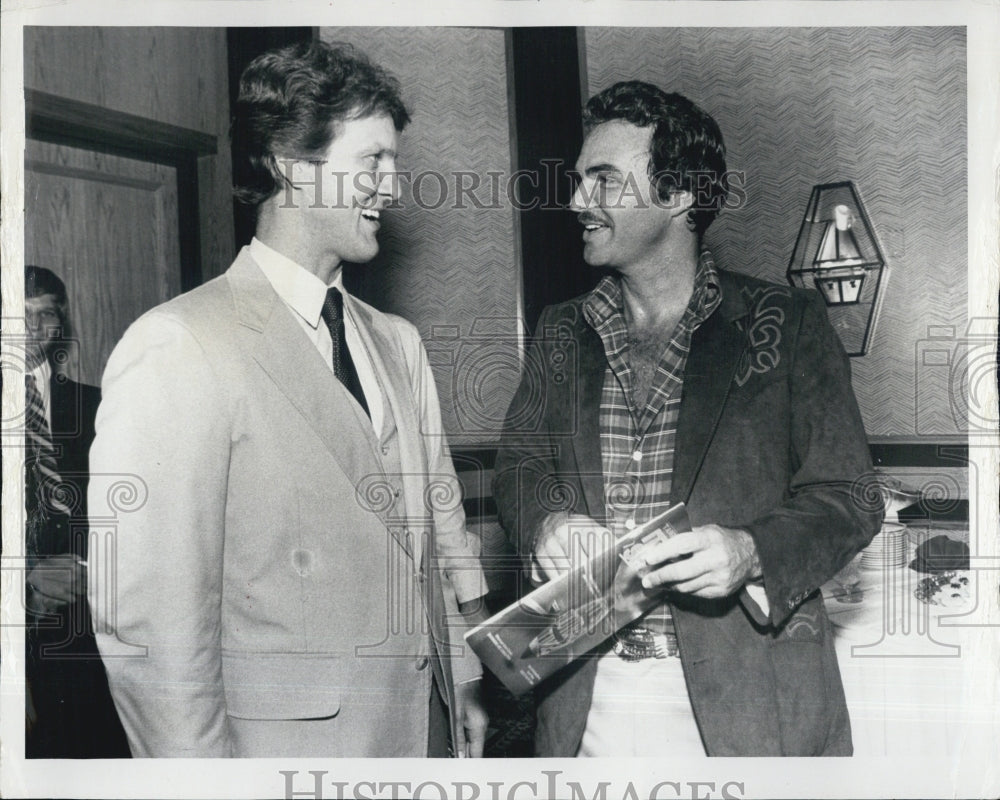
[584,27,968,440]
[320,28,521,445]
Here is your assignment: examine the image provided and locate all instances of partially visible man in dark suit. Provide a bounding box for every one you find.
[23,265,130,758]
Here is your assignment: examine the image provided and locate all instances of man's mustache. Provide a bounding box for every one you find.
[576,212,610,227]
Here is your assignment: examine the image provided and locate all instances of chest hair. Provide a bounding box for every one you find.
[627,315,682,411]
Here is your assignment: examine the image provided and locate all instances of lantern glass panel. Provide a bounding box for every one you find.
[787,182,887,356]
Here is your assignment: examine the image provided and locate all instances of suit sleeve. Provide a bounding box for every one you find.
[88,311,233,757]
[743,291,883,626]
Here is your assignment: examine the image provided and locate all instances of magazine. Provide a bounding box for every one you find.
[464,503,691,695]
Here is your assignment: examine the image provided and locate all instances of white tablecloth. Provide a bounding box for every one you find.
[823,527,998,757]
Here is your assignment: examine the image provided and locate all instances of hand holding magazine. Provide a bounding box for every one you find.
[465,503,691,695]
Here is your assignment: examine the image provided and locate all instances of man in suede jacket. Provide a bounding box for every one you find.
[493,82,882,757]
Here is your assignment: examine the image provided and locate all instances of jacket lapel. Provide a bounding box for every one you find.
[349,300,426,566]
[48,375,75,438]
[568,314,609,522]
[349,301,462,730]
[226,251,389,522]
[672,271,749,506]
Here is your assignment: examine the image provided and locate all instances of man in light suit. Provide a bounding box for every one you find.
[89,41,488,758]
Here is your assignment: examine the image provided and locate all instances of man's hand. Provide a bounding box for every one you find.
[531,511,612,583]
[638,524,761,599]
[452,680,488,758]
[26,553,86,614]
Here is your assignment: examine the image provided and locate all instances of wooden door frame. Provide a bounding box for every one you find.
[25,88,217,292]
[505,27,591,334]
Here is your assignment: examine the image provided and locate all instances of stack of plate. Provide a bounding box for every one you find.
[860,522,908,570]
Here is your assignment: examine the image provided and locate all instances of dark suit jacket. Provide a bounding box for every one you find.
[33,374,100,557]
[26,371,130,758]
[493,269,883,756]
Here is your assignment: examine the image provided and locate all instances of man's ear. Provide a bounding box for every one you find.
[666,188,695,220]
[278,157,315,188]
[275,157,331,208]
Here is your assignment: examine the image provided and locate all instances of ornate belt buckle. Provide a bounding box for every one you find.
[613,623,679,661]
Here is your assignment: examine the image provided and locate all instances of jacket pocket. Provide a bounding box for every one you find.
[222,650,342,720]
[772,601,827,644]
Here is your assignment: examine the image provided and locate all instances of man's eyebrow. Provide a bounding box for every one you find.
[583,163,622,177]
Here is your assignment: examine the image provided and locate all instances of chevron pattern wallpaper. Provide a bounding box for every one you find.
[584,27,968,440]
[320,28,521,445]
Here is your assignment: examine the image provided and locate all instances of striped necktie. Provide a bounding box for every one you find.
[25,374,72,524]
[320,287,370,419]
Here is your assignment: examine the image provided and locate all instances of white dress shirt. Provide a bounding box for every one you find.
[250,237,384,434]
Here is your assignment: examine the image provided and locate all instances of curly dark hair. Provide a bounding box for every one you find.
[583,81,729,237]
[231,40,410,207]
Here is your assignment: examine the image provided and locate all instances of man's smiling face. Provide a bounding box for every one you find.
[288,112,401,269]
[570,120,682,274]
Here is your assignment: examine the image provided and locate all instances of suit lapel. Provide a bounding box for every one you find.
[672,273,749,506]
[349,301,426,566]
[48,375,74,438]
[350,301,460,725]
[569,314,609,522]
[226,252,390,526]
[47,375,75,476]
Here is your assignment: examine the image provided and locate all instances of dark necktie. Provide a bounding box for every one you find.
[25,374,71,549]
[320,287,370,419]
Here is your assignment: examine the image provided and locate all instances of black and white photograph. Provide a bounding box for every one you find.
[1,2,997,799]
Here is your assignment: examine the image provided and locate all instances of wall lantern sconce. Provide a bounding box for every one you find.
[787,181,888,356]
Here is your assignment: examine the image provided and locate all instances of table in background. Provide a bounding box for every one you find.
[823,524,997,756]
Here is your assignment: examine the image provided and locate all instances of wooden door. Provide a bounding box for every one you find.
[24,140,181,387]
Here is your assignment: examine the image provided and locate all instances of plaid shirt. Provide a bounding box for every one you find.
[583,250,722,635]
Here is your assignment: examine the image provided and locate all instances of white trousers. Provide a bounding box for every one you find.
[577,651,708,757]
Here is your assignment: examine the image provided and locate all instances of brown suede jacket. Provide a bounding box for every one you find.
[493,268,883,756]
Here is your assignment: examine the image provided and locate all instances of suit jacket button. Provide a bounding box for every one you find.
[415,656,429,671]
[291,549,313,577]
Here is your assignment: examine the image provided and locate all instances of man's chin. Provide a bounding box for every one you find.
[354,247,379,265]
[582,248,607,269]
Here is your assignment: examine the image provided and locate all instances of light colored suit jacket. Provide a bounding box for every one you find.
[88,249,484,757]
